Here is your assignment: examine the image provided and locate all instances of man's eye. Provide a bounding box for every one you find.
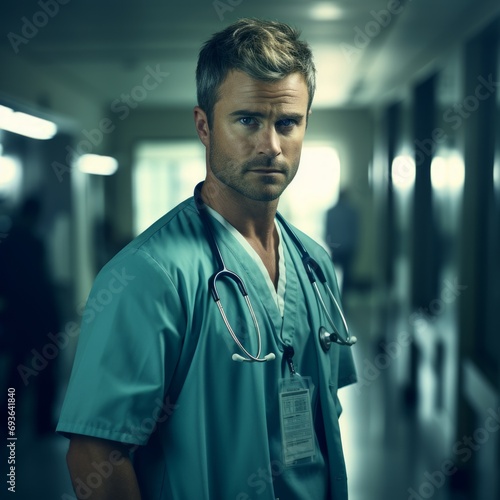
[278,119,297,128]
[240,117,257,126]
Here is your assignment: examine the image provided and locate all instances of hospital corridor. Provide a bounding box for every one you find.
[1,1,500,499]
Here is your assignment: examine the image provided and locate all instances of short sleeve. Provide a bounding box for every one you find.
[338,345,357,388]
[56,248,186,446]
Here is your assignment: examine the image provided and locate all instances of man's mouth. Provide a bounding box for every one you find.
[249,169,285,174]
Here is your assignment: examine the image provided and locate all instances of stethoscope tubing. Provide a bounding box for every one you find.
[193,182,355,362]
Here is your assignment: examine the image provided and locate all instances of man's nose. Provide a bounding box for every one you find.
[257,126,281,157]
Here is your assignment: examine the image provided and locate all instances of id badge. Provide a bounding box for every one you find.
[278,376,317,468]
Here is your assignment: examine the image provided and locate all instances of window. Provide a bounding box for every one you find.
[132,141,205,235]
[133,140,341,250]
[279,143,341,249]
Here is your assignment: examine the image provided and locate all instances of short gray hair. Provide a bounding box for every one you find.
[196,18,316,127]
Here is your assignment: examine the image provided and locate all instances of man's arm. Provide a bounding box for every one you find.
[66,435,142,500]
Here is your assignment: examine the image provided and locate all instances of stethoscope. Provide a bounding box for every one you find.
[194,182,357,364]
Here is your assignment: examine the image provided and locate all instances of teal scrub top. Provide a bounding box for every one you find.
[57,196,357,499]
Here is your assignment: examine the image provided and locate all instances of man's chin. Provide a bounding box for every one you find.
[241,184,286,202]
[211,173,288,202]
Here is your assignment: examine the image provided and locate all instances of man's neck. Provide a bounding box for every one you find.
[201,179,278,252]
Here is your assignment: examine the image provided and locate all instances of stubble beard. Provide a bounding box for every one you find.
[208,139,298,202]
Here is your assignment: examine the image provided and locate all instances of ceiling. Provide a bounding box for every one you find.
[1,0,500,112]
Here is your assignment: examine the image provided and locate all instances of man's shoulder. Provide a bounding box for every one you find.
[100,198,203,277]
[135,197,198,245]
[137,196,199,241]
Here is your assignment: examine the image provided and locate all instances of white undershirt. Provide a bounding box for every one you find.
[205,206,286,317]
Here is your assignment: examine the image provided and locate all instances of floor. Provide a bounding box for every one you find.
[339,330,449,500]
[338,294,468,500]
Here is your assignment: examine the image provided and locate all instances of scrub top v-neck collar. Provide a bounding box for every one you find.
[205,205,286,315]
[204,205,299,351]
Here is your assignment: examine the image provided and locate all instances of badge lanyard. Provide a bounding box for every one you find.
[278,347,317,468]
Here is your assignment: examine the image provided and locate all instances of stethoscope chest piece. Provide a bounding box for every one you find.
[319,327,332,352]
[319,326,357,350]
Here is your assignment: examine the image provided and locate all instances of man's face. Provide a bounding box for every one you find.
[203,70,309,202]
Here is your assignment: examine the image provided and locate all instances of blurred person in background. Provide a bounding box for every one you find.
[0,195,60,435]
[325,189,360,296]
[94,217,132,273]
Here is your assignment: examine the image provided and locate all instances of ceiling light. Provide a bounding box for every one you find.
[310,3,343,21]
[77,154,118,176]
[0,105,11,120]
[0,104,57,140]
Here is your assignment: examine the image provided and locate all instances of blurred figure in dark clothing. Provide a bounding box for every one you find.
[325,189,360,296]
[0,196,60,435]
[94,217,132,273]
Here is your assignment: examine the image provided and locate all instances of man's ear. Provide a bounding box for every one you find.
[194,106,210,147]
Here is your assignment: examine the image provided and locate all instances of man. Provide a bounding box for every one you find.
[57,18,357,499]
